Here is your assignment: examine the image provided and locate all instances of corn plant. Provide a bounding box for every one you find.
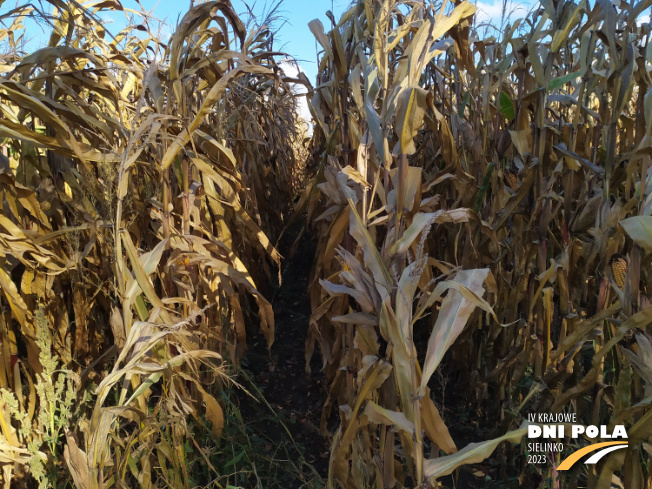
[302,0,652,487]
[0,0,303,486]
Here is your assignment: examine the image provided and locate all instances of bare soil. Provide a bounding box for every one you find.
[238,223,329,488]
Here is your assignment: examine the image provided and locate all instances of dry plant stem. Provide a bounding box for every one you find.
[0,0,652,487]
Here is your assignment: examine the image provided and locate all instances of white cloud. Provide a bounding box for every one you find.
[474,0,531,26]
[280,59,313,133]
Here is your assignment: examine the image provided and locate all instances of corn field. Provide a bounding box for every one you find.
[0,0,650,488]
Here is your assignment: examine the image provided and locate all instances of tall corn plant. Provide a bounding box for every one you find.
[303,0,652,487]
[445,1,652,487]
[302,2,527,488]
[0,1,301,487]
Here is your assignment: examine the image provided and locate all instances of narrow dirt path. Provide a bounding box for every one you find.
[238,223,329,488]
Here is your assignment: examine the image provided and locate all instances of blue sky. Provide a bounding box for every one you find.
[118,0,530,82]
[3,0,533,83]
[108,0,351,83]
[3,0,538,126]
[119,1,349,80]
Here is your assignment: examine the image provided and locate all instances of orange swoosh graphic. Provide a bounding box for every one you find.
[557,441,628,471]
